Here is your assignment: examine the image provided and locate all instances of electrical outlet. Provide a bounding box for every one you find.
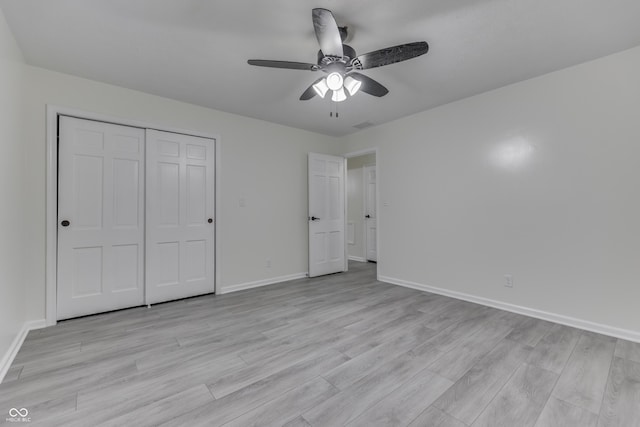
[504,274,514,288]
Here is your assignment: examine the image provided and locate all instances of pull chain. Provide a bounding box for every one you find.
[329,101,340,118]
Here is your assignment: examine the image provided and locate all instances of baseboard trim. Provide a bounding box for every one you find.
[0,319,47,383]
[348,256,366,262]
[219,272,308,295]
[379,275,640,344]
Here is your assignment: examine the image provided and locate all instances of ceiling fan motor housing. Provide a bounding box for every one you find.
[317,44,357,66]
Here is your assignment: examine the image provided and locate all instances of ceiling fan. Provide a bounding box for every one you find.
[247,8,429,102]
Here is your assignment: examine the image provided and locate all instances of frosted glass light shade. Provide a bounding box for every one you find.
[326,72,344,91]
[331,87,347,102]
[313,78,329,98]
[344,76,362,96]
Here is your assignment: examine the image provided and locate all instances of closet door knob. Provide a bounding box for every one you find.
[61,220,70,227]
[208,218,213,224]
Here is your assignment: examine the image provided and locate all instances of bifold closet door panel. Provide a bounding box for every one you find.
[57,117,145,320]
[145,129,215,304]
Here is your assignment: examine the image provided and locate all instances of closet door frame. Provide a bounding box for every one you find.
[45,105,221,326]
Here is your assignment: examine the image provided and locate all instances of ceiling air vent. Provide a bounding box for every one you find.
[353,121,375,130]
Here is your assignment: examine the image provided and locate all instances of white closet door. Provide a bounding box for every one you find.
[146,129,215,304]
[57,117,145,320]
[308,153,346,277]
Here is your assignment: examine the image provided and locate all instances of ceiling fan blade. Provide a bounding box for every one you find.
[352,41,429,70]
[248,60,319,71]
[300,77,325,100]
[349,72,389,97]
[312,8,343,58]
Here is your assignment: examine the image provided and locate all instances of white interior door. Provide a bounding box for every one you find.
[308,153,346,277]
[146,129,215,304]
[57,116,145,320]
[364,164,377,262]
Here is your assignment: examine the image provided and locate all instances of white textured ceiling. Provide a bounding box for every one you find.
[2,0,640,136]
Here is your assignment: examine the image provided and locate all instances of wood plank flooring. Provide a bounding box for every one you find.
[1,261,639,426]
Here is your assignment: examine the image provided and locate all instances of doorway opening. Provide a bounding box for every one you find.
[345,150,378,277]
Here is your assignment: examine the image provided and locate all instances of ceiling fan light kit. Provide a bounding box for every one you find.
[326,72,344,91]
[312,73,362,103]
[247,8,429,103]
[344,76,362,96]
[312,78,330,98]
[331,87,347,102]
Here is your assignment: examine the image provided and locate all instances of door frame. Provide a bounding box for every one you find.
[45,105,222,326]
[362,163,377,262]
[343,148,379,277]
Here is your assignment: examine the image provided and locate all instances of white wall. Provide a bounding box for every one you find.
[0,8,26,370]
[347,168,364,261]
[21,66,339,321]
[342,46,640,336]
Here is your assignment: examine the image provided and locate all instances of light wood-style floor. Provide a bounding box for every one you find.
[2,262,639,426]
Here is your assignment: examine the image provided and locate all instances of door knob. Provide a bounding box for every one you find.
[61,220,70,227]
[208,218,213,224]
[310,216,320,221]
[365,215,371,219]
